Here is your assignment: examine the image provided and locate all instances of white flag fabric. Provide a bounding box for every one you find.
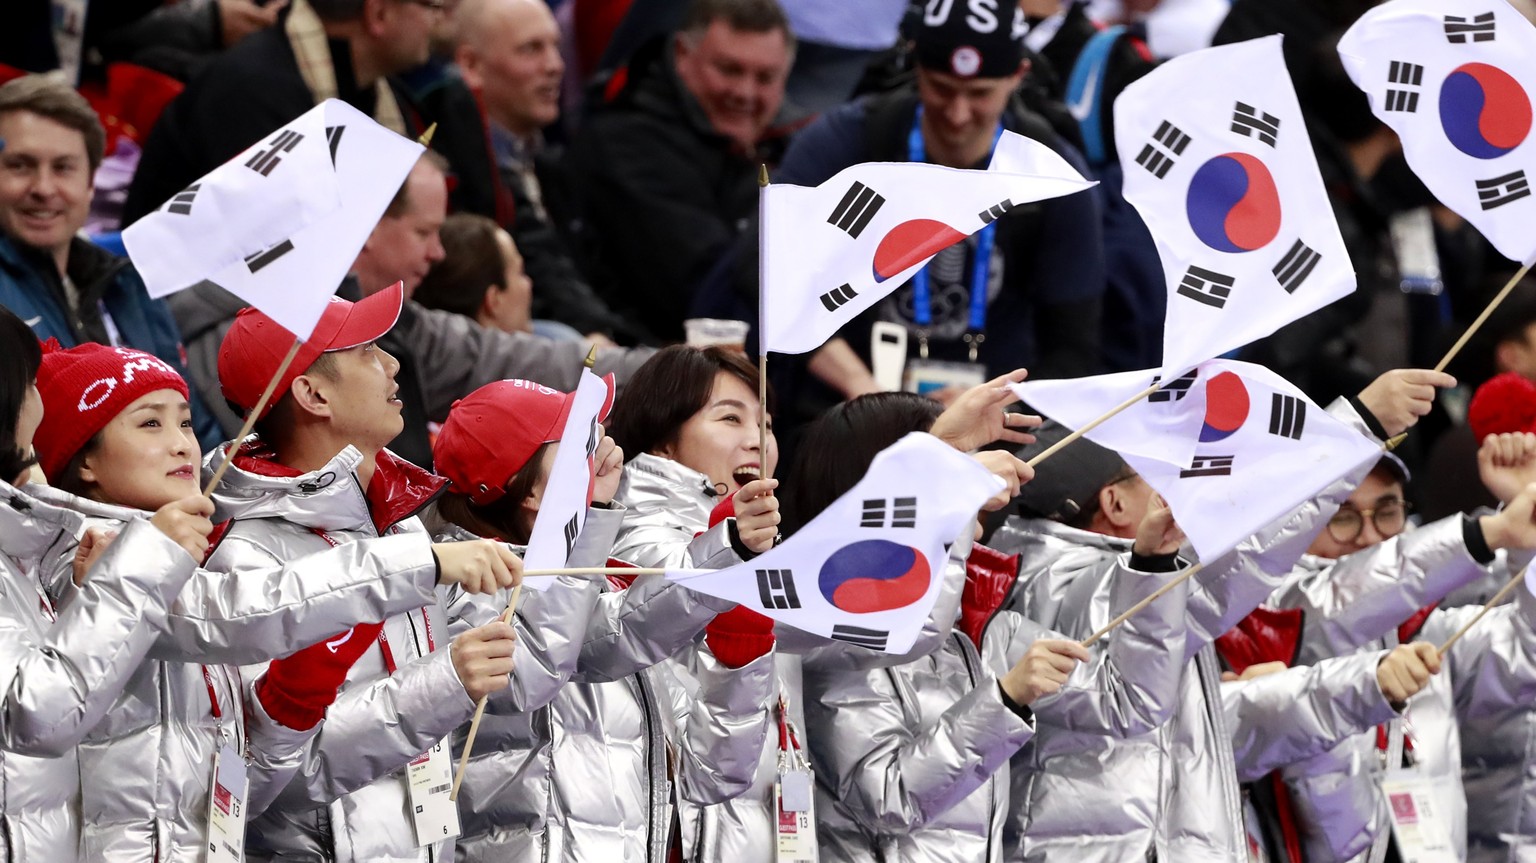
[123,99,423,339]
[521,370,614,592]
[1008,366,1208,467]
[759,132,1096,355]
[1339,0,1536,264]
[1113,35,1355,379]
[665,433,1003,654]
[1119,360,1380,560]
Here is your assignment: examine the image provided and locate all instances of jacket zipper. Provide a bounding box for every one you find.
[954,632,993,863]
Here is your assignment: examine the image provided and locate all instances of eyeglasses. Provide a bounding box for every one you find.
[1326,498,1412,543]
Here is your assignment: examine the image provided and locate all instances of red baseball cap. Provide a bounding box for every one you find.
[217,282,405,419]
[434,376,616,505]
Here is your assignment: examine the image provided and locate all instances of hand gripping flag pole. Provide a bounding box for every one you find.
[452,346,600,801]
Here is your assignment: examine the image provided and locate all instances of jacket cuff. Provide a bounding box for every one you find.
[997,681,1035,723]
[726,518,762,561]
[1347,395,1390,441]
[1463,514,1496,565]
[1129,550,1182,573]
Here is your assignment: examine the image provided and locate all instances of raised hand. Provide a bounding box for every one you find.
[1356,369,1457,438]
[1001,639,1092,706]
[150,494,216,562]
[433,539,523,593]
[1376,642,1442,708]
[1132,493,1184,557]
[734,478,781,553]
[591,425,625,506]
[970,450,1034,512]
[1477,431,1536,504]
[929,368,1043,453]
[72,526,118,585]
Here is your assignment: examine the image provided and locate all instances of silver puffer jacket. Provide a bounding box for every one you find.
[806,555,1192,863]
[0,480,196,861]
[199,442,490,863]
[26,482,446,862]
[614,454,974,863]
[1275,522,1536,863]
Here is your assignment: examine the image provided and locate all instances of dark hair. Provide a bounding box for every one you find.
[607,345,770,460]
[250,351,343,443]
[437,441,553,544]
[50,433,102,498]
[308,0,367,22]
[414,213,504,320]
[681,0,792,41]
[0,74,107,174]
[0,308,43,483]
[781,392,943,535]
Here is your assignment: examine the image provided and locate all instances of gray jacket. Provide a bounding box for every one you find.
[805,556,1191,863]
[168,281,651,436]
[28,483,447,862]
[0,480,196,861]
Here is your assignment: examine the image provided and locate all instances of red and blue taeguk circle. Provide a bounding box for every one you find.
[818,539,933,613]
[1200,371,1250,442]
[1185,152,1282,254]
[1439,63,1532,160]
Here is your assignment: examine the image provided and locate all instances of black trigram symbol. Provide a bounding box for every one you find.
[820,283,859,312]
[165,183,201,216]
[1477,171,1531,210]
[1180,454,1235,478]
[830,624,888,650]
[756,568,801,610]
[1149,370,1197,402]
[562,513,580,560]
[243,239,295,274]
[1385,61,1424,113]
[1231,103,1280,147]
[1135,120,1191,179]
[1445,12,1496,43]
[245,129,304,176]
[861,497,916,528]
[325,125,345,165]
[1268,393,1307,440]
[828,181,885,238]
[1273,239,1322,294]
[1176,266,1236,309]
[979,199,1014,225]
[585,420,600,458]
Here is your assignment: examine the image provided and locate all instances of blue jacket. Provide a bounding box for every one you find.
[0,235,223,452]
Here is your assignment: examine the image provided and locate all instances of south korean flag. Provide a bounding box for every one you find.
[1340,0,1536,264]
[665,433,1003,654]
[520,370,615,591]
[1009,366,1208,469]
[1114,35,1355,380]
[759,131,1096,356]
[123,99,423,340]
[1118,360,1381,561]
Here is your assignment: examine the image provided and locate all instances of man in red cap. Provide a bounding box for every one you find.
[209,283,532,862]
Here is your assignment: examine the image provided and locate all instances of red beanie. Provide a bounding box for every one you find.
[34,339,190,482]
[1468,372,1536,443]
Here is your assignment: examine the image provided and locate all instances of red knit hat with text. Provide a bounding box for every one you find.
[34,339,189,481]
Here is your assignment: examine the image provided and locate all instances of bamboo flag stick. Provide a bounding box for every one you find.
[1433,259,1535,374]
[1026,382,1163,468]
[1080,563,1203,648]
[202,338,302,496]
[1437,568,1525,657]
[451,581,522,801]
[758,163,771,476]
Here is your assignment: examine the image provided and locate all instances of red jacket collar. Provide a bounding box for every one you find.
[960,543,1021,650]
[1215,607,1306,675]
[230,441,446,534]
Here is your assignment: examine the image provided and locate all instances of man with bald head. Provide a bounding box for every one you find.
[453,0,632,343]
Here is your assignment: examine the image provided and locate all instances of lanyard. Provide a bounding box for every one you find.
[776,695,802,753]
[907,106,1005,358]
[202,664,247,754]
[308,527,435,675]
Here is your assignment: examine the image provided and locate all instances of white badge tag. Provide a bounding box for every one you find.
[406,739,461,846]
[903,359,987,398]
[775,767,817,863]
[206,743,249,863]
[1381,772,1457,863]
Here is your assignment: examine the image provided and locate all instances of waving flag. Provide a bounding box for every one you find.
[759,132,1096,355]
[1120,360,1380,560]
[1340,0,1536,264]
[1114,35,1355,379]
[521,370,616,591]
[123,99,423,339]
[665,433,1003,654]
[1009,366,1208,467]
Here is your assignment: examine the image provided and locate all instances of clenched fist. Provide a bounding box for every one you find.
[433,539,523,594]
[1376,642,1442,708]
[450,621,517,702]
[150,495,216,562]
[734,478,781,553]
[1001,639,1092,706]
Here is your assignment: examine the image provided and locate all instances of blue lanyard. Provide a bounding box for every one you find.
[907,107,1004,343]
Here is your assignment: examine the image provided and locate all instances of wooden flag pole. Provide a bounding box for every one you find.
[1432,259,1535,374]
[1026,382,1163,468]
[758,163,771,478]
[1436,568,1525,657]
[202,337,303,496]
[451,581,522,801]
[1080,562,1203,648]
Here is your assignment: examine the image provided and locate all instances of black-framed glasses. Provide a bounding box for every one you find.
[1326,498,1412,543]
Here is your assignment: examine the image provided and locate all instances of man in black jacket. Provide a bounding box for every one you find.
[564,0,794,342]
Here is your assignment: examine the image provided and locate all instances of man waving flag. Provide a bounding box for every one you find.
[759,132,1096,355]
[665,433,1003,654]
[1114,35,1355,380]
[1340,0,1536,265]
